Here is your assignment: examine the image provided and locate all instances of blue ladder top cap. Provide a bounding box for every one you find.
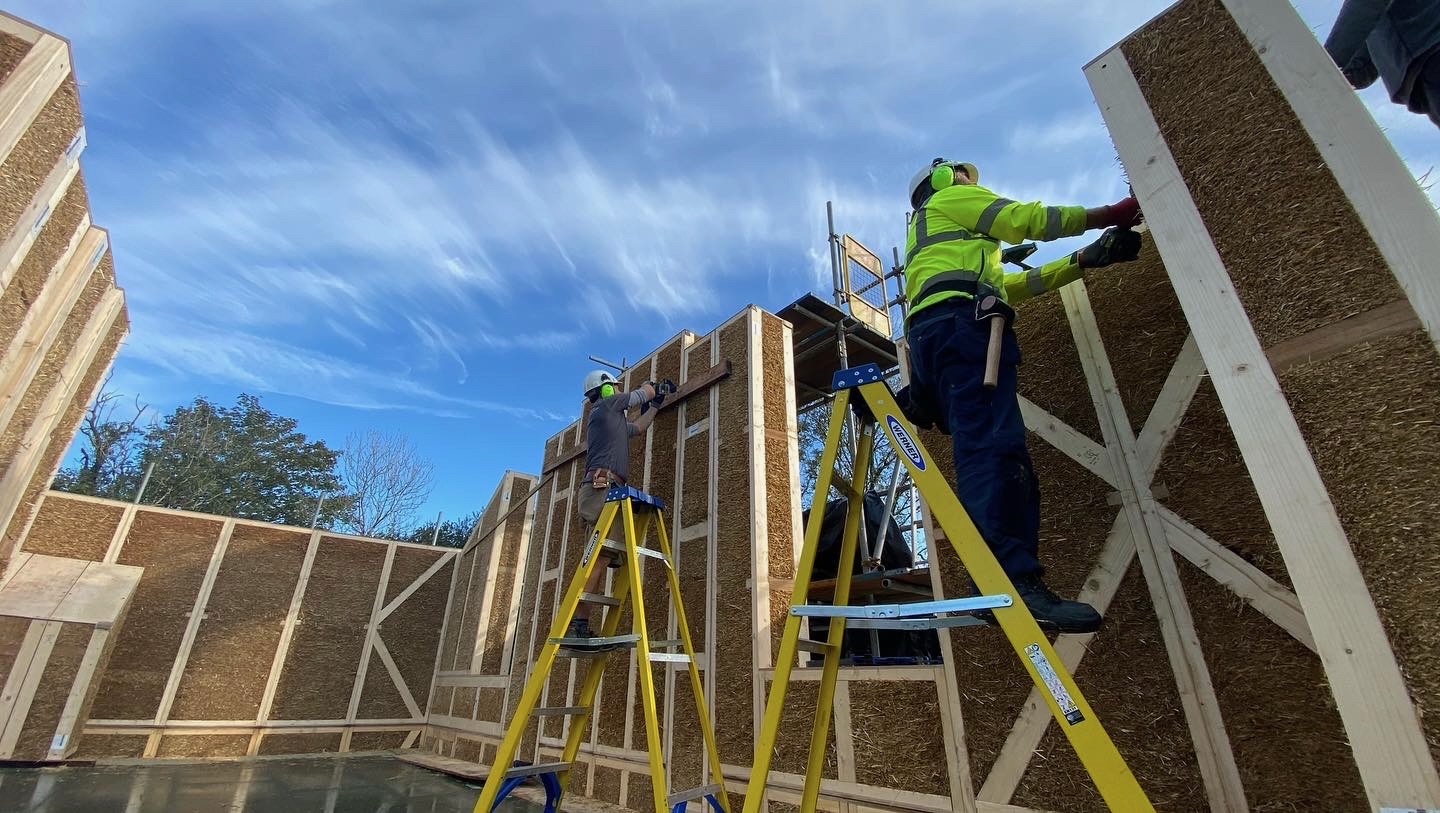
[605,485,666,510]
[831,363,885,391]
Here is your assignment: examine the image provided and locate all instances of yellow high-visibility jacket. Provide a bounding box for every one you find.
[903,183,1088,319]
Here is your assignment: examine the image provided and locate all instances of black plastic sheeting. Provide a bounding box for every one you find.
[804,492,913,578]
[802,493,940,664]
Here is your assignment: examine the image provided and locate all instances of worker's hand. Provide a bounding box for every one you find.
[1076,227,1142,269]
[1086,196,1142,230]
[657,379,677,396]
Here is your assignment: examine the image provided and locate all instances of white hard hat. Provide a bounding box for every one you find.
[910,158,979,209]
[582,369,619,397]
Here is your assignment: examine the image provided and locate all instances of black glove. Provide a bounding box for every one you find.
[895,384,942,433]
[657,379,677,396]
[1075,227,1142,269]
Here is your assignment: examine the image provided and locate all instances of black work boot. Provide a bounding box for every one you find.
[1012,574,1102,634]
[565,618,600,650]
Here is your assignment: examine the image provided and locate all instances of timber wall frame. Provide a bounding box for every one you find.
[16,492,458,758]
[1077,1,1440,810]
[0,11,128,577]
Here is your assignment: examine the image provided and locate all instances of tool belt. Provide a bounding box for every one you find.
[587,467,624,489]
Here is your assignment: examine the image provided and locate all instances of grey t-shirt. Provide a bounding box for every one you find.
[583,389,646,483]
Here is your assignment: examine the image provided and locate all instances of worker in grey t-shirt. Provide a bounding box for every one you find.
[567,370,676,646]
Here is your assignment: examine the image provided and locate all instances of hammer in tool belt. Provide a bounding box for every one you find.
[977,242,1037,389]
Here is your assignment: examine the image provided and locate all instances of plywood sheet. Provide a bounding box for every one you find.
[0,249,111,475]
[156,734,248,758]
[711,318,753,765]
[14,620,87,757]
[18,492,119,562]
[72,733,144,758]
[257,732,341,755]
[169,524,307,721]
[1121,0,1402,349]
[0,77,81,252]
[91,512,223,720]
[268,536,384,720]
[348,730,408,752]
[1,312,125,563]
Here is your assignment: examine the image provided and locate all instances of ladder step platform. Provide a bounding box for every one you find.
[648,652,692,663]
[604,484,665,509]
[667,783,723,806]
[789,594,1011,619]
[532,706,589,717]
[580,591,621,606]
[600,538,667,561]
[503,761,572,779]
[796,638,837,654]
[846,616,989,630]
[549,633,640,650]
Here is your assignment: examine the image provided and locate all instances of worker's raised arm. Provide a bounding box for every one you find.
[1002,227,1144,304]
[927,185,1087,244]
[1002,253,1084,305]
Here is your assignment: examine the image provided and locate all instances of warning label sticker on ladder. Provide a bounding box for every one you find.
[1025,643,1085,725]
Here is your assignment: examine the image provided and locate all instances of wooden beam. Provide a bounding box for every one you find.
[248,530,321,755]
[1265,299,1420,375]
[0,619,59,755]
[469,477,511,671]
[377,546,455,622]
[1017,396,1115,487]
[1062,281,1246,812]
[0,222,106,437]
[341,542,396,752]
[1160,507,1313,652]
[1218,0,1440,357]
[978,516,1137,805]
[0,127,84,291]
[102,503,138,563]
[373,636,423,720]
[0,12,46,43]
[544,359,733,473]
[1134,334,1205,479]
[0,287,123,555]
[0,35,69,173]
[499,476,539,674]
[146,518,234,757]
[46,624,108,759]
[1087,46,1440,809]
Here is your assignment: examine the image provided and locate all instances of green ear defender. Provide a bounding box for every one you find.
[600,383,615,399]
[930,160,955,192]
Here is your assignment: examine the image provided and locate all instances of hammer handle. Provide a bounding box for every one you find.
[983,317,1004,389]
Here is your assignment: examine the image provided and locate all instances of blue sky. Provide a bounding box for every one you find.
[15,0,1436,530]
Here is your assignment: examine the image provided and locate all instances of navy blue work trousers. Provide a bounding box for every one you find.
[906,300,1044,578]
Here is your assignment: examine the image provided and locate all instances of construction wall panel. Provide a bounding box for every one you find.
[19,493,120,562]
[169,524,308,721]
[91,513,223,720]
[12,621,88,758]
[269,536,385,721]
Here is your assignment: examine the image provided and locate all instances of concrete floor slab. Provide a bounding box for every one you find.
[0,753,545,812]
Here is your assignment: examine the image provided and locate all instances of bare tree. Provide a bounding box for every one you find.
[334,430,435,538]
[54,372,150,499]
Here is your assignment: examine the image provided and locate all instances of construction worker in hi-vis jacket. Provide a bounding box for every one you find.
[899,157,1143,633]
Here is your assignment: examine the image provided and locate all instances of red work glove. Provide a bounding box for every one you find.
[1091,196,1142,229]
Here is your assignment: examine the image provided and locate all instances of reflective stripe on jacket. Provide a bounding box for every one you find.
[903,183,1087,318]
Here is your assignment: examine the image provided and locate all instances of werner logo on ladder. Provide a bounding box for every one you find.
[744,363,1155,813]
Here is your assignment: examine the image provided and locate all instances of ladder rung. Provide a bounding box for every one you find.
[846,616,989,631]
[667,783,723,807]
[549,633,640,648]
[532,706,590,717]
[648,652,691,663]
[796,638,837,654]
[504,761,572,779]
[790,594,1011,619]
[649,640,684,649]
[580,592,621,607]
[600,539,667,561]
